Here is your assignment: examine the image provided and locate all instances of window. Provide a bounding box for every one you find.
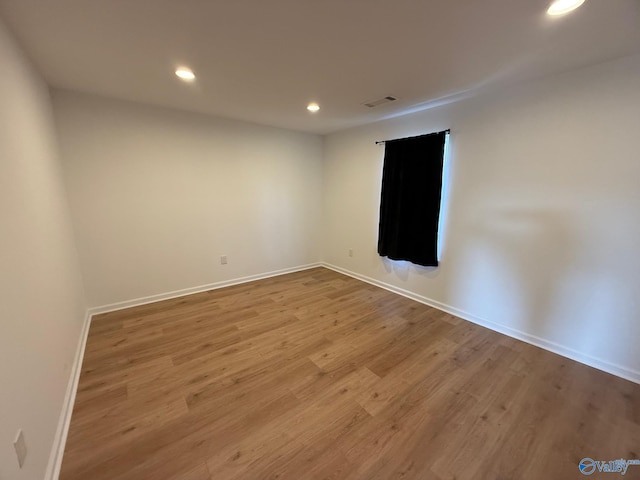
[377,130,448,267]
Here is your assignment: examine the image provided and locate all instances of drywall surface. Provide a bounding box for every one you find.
[322,54,640,380]
[0,18,86,480]
[53,91,323,308]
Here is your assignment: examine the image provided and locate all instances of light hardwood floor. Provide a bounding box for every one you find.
[60,267,640,480]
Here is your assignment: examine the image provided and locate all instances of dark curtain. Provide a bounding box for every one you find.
[377,131,447,267]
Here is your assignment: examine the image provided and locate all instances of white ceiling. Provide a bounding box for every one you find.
[1,0,639,134]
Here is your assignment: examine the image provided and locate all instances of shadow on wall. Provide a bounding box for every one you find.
[373,198,640,373]
[446,207,574,340]
[444,204,640,372]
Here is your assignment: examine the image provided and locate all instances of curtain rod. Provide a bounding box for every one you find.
[375,129,450,145]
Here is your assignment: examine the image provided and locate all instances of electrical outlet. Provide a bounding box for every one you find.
[349,249,353,257]
[220,255,227,265]
[14,429,27,468]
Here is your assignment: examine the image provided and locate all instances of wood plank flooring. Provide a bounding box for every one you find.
[60,267,640,480]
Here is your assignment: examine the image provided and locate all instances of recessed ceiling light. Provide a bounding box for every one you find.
[307,103,320,113]
[547,0,585,16]
[175,67,196,81]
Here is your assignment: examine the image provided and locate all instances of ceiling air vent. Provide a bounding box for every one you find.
[363,95,398,108]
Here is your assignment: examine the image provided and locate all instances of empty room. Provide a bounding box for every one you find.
[1,1,639,479]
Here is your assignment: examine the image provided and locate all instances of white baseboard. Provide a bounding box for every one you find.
[88,262,322,316]
[322,262,640,385]
[45,310,92,480]
[44,262,322,480]
[45,259,638,479]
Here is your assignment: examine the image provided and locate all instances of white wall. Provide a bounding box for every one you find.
[0,19,87,480]
[53,91,323,308]
[323,54,640,381]
[2,13,637,480]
